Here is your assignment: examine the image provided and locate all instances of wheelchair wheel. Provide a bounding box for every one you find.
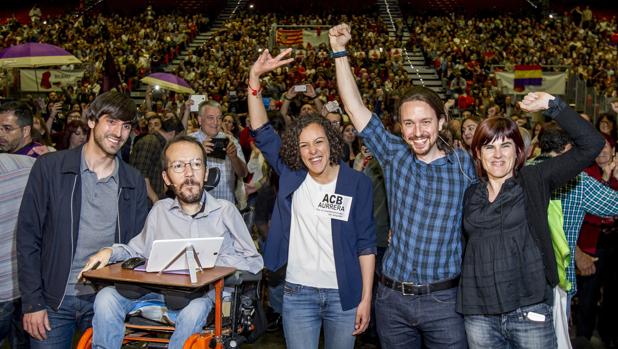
[183,332,217,349]
[76,327,93,349]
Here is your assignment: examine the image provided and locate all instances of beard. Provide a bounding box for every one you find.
[93,130,126,157]
[172,178,204,204]
[406,133,435,156]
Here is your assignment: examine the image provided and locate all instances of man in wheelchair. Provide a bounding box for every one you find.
[79,136,263,349]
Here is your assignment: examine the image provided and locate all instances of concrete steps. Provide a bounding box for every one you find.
[131,0,247,104]
[377,0,446,99]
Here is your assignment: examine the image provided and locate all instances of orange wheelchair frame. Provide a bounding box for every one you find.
[78,266,264,349]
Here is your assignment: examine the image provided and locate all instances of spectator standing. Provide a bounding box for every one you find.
[0,154,35,349]
[190,100,247,203]
[130,117,183,203]
[59,120,88,150]
[575,138,618,345]
[0,102,44,158]
[16,91,149,348]
[531,124,618,315]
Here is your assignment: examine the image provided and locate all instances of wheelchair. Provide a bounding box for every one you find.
[77,270,265,349]
[77,168,267,348]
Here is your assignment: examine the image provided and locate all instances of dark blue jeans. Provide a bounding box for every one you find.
[0,298,29,349]
[375,283,467,348]
[30,295,95,349]
[464,302,557,349]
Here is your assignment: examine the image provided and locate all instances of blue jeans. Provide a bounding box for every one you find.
[375,283,467,348]
[464,302,557,349]
[30,294,95,349]
[282,282,356,349]
[92,286,217,349]
[0,298,29,349]
[269,282,284,314]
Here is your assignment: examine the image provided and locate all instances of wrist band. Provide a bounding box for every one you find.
[284,95,293,101]
[247,81,262,96]
[329,50,348,59]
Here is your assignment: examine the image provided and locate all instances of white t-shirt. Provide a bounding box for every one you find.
[286,174,339,289]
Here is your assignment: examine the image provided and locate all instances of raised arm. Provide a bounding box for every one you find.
[329,24,372,132]
[520,92,605,190]
[46,102,61,132]
[280,86,297,126]
[305,84,324,115]
[181,98,193,132]
[248,48,294,130]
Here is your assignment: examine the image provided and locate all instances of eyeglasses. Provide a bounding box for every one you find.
[330,121,341,126]
[168,158,204,173]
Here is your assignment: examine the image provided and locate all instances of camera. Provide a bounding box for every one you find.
[325,100,342,114]
[209,137,229,160]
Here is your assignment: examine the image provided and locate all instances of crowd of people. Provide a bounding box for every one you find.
[147,12,410,125]
[1,3,618,349]
[0,10,209,95]
[408,12,617,118]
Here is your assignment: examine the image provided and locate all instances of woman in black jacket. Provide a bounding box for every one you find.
[457,92,604,348]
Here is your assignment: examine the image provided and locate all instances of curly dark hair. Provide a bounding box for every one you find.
[279,114,344,171]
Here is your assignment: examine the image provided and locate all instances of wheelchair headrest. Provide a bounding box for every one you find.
[204,167,220,192]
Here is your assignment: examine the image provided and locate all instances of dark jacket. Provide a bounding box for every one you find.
[253,123,376,311]
[17,145,149,313]
[464,99,605,296]
[515,100,604,288]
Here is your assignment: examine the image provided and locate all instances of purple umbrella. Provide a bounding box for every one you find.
[0,42,81,68]
[141,72,195,94]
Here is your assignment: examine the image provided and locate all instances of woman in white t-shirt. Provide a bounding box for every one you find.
[247,48,376,349]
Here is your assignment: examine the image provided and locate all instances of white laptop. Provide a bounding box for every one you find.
[145,237,224,273]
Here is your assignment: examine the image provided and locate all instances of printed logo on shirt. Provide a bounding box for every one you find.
[314,193,352,221]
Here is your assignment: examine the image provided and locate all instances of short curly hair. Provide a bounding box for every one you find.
[279,114,344,171]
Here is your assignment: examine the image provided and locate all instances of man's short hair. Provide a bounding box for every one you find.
[198,100,221,114]
[160,135,207,170]
[85,91,136,123]
[538,122,572,154]
[0,101,33,127]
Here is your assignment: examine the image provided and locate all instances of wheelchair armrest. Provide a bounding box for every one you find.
[224,270,262,286]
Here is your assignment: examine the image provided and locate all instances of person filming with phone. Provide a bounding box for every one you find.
[281,83,324,125]
[189,100,248,204]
